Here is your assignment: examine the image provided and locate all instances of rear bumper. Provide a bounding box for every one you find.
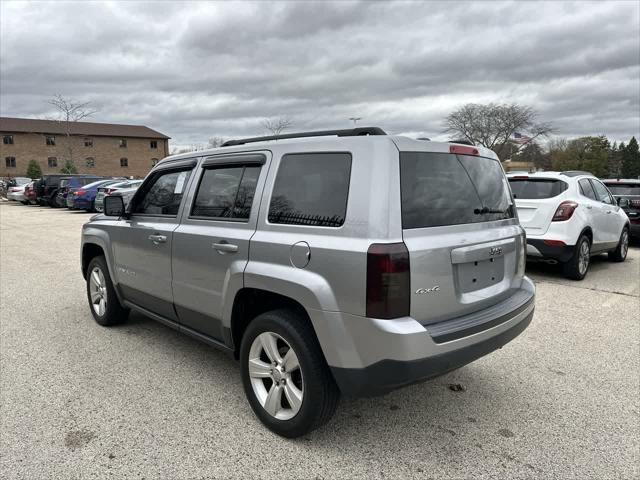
[526,239,574,262]
[309,277,535,397]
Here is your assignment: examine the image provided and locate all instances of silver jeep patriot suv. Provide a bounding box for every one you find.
[81,127,535,437]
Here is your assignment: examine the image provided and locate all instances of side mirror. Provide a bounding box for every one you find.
[618,198,630,208]
[104,195,125,217]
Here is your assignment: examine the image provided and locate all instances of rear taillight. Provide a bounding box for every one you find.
[449,144,479,156]
[552,201,578,222]
[630,199,640,208]
[74,189,86,196]
[9,187,20,192]
[366,243,410,319]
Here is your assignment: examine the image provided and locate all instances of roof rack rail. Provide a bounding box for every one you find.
[221,127,387,147]
[560,170,593,177]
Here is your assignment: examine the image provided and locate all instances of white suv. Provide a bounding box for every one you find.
[507,171,630,280]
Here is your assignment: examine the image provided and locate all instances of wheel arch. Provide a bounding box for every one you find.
[230,288,317,360]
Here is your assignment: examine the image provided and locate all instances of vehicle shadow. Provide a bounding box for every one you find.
[118,309,529,456]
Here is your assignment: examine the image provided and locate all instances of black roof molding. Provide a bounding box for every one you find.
[221,127,387,147]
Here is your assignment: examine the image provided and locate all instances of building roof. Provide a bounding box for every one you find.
[0,117,170,139]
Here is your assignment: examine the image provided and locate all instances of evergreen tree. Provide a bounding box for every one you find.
[25,159,42,179]
[621,136,640,178]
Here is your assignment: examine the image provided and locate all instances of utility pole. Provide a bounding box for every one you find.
[349,117,362,126]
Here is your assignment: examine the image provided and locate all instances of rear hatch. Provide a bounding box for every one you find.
[507,177,568,235]
[400,150,525,325]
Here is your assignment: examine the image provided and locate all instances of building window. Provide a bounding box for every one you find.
[86,157,95,168]
[119,139,127,148]
[5,156,16,168]
[48,157,58,167]
[150,140,158,149]
[151,158,159,167]
[3,135,13,145]
[46,136,56,146]
[120,157,128,167]
[84,138,93,147]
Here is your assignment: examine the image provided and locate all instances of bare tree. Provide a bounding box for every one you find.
[262,117,293,136]
[48,94,98,172]
[208,136,226,148]
[444,103,553,160]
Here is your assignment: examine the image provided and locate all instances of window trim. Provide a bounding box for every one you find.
[119,138,127,148]
[120,157,129,167]
[47,156,58,168]
[3,135,14,145]
[5,156,16,168]
[84,137,93,147]
[266,151,352,229]
[188,160,263,223]
[46,135,56,146]
[129,164,196,219]
[150,140,158,149]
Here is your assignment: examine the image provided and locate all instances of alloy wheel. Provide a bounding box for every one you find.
[89,267,108,316]
[621,230,629,259]
[248,332,304,421]
[578,240,590,275]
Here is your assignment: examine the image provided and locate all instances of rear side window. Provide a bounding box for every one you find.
[400,152,514,229]
[268,153,351,227]
[508,179,568,199]
[579,179,597,200]
[192,166,260,220]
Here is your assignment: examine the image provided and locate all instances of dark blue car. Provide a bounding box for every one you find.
[66,178,123,211]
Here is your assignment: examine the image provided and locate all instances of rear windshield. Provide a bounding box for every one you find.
[604,183,640,196]
[508,178,568,199]
[400,152,514,229]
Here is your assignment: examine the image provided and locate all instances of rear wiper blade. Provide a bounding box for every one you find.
[474,206,508,215]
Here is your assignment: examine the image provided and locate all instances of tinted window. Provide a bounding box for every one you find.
[401,152,514,229]
[508,179,568,199]
[132,169,192,216]
[268,153,351,227]
[192,166,260,219]
[604,183,640,196]
[579,179,597,200]
[590,180,614,204]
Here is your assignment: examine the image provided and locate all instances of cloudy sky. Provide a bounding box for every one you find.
[1,1,639,149]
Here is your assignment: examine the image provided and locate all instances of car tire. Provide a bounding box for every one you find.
[562,235,591,280]
[86,256,128,326]
[608,227,629,262]
[240,309,339,438]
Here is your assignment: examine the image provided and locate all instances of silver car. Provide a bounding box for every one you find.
[81,127,534,437]
[94,180,143,212]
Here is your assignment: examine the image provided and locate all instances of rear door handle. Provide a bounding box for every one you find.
[148,234,167,244]
[213,241,238,254]
[585,205,593,209]
[606,210,612,214]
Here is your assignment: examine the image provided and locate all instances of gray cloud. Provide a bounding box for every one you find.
[1,0,638,148]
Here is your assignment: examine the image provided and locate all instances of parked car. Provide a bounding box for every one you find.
[106,183,142,210]
[602,179,640,239]
[507,171,630,279]
[7,183,28,203]
[82,127,535,437]
[36,174,80,206]
[94,180,143,212]
[66,178,124,211]
[24,181,38,205]
[54,176,106,208]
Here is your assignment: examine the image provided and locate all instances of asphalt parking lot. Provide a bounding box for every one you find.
[1,201,638,480]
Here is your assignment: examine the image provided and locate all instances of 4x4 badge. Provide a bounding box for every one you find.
[415,286,440,294]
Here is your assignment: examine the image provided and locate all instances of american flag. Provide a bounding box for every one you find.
[513,132,532,145]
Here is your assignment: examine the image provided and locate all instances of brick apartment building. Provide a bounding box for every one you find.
[0,117,170,178]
